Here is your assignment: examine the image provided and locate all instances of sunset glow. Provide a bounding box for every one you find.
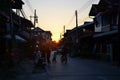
[23,0,99,41]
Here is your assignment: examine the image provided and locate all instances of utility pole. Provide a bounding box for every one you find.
[63,25,65,34]
[75,10,78,27]
[30,9,38,28]
[34,9,37,28]
[75,10,78,43]
[60,33,62,40]
[74,10,79,56]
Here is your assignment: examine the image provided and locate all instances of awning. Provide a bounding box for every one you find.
[93,30,118,38]
[4,34,26,42]
[19,31,30,40]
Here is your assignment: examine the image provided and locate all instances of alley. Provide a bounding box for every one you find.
[14,54,120,80]
[0,0,120,80]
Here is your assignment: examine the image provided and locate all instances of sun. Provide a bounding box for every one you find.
[52,35,60,42]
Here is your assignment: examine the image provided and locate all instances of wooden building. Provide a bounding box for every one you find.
[89,0,120,62]
[64,22,95,57]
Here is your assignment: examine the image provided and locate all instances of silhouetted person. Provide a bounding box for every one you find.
[34,50,42,67]
[46,46,51,64]
[52,51,57,63]
[61,45,68,64]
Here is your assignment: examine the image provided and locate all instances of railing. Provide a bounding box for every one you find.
[79,31,93,38]
[101,24,110,32]
[102,24,118,32]
[112,26,118,30]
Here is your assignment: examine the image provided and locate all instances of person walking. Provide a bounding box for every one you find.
[61,45,68,64]
[46,46,51,64]
[34,50,42,67]
[52,51,57,63]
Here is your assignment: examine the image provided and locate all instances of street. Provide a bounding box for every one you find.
[0,0,120,80]
[13,53,120,80]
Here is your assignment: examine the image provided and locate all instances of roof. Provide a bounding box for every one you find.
[21,18,34,28]
[99,0,120,6]
[4,34,26,42]
[89,0,120,16]
[33,27,44,32]
[11,0,24,9]
[93,30,118,38]
[0,0,24,10]
[78,22,94,29]
[89,4,107,16]
[44,31,52,36]
[66,22,94,35]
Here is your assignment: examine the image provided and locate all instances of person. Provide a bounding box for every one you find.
[46,46,51,64]
[61,46,68,64]
[34,50,42,67]
[52,51,57,63]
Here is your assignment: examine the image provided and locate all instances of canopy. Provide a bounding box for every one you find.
[4,34,26,42]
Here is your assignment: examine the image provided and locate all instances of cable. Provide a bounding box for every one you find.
[78,0,95,14]
[65,0,96,28]
[20,9,27,19]
[78,0,96,24]
[28,0,34,13]
[79,16,92,24]
[66,14,75,27]
[24,0,34,14]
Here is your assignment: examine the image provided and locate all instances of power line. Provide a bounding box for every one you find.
[66,14,75,27]
[20,9,27,19]
[78,0,95,14]
[78,0,95,24]
[79,16,92,24]
[65,0,96,28]
[24,0,34,14]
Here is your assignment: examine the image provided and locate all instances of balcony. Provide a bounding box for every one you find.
[102,24,118,32]
[101,25,110,32]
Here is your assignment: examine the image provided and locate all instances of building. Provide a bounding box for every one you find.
[63,0,120,64]
[89,0,120,62]
[0,0,34,64]
[64,22,95,57]
[32,27,52,51]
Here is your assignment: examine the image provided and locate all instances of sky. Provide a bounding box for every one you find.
[22,0,100,42]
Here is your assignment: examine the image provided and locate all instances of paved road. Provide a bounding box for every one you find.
[46,55,120,80]
[13,54,120,80]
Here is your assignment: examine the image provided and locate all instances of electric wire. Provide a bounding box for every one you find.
[79,16,93,24]
[78,0,95,14]
[65,14,75,28]
[66,0,96,28]
[78,0,95,25]
[20,9,27,19]
[24,0,34,14]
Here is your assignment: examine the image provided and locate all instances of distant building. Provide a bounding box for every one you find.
[32,27,52,51]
